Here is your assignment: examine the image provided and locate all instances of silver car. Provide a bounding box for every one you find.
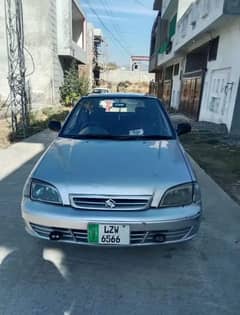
[22,93,202,246]
[92,88,110,94]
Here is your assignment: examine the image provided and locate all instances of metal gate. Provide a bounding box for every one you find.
[179,71,204,120]
[162,80,172,108]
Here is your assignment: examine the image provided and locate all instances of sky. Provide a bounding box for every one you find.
[80,0,157,66]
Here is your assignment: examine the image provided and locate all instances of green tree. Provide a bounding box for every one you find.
[106,62,118,70]
[59,61,89,106]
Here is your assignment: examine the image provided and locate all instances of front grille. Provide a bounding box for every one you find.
[130,227,193,244]
[69,195,151,211]
[30,223,194,245]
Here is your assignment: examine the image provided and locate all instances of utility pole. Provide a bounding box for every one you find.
[4,0,29,138]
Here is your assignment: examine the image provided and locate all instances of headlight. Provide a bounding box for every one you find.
[23,178,31,197]
[193,182,201,205]
[160,183,201,208]
[30,180,62,205]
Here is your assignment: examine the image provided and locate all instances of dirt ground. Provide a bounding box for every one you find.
[101,81,150,94]
[180,126,240,205]
[0,119,11,149]
[120,82,149,94]
[0,107,69,149]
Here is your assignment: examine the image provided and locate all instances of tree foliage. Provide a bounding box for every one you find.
[106,62,118,70]
[59,61,89,106]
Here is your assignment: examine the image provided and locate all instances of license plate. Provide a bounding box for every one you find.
[88,224,130,245]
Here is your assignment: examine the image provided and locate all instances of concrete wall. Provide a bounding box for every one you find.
[0,0,59,107]
[50,0,64,105]
[57,0,87,64]
[161,0,192,20]
[174,0,225,52]
[170,58,183,109]
[177,0,193,21]
[101,70,154,84]
[23,0,63,107]
[199,18,240,132]
[86,23,94,89]
[57,0,72,55]
[0,0,88,108]
[162,0,172,15]
[72,2,85,47]
[161,0,176,18]
[231,80,240,135]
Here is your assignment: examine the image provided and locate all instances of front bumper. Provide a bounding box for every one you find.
[22,198,202,246]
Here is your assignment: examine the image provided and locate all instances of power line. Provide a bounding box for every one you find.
[101,0,118,34]
[102,0,122,34]
[100,0,133,53]
[85,0,132,57]
[134,0,149,9]
[86,0,131,56]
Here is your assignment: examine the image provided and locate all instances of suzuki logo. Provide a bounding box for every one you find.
[105,199,116,209]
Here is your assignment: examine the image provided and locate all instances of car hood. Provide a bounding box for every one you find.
[33,138,193,205]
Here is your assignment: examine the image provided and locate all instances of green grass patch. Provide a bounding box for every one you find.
[9,106,70,141]
[181,132,240,204]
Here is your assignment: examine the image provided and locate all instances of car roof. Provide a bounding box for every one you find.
[85,93,157,99]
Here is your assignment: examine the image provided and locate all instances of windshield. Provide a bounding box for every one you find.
[60,97,174,140]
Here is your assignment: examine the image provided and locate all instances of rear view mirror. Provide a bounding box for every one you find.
[48,120,61,132]
[177,123,191,136]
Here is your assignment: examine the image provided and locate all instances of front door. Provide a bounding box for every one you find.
[207,68,231,118]
[180,73,204,120]
[163,80,172,108]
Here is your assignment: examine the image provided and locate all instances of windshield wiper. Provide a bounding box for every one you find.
[106,135,173,140]
[61,134,118,140]
[61,134,174,140]
[137,135,174,140]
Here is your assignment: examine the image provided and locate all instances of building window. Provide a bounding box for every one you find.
[174,63,180,76]
[208,37,219,61]
[159,41,168,54]
[169,14,177,39]
[165,65,173,80]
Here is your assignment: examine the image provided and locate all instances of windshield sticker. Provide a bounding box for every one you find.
[112,102,127,108]
[129,129,144,136]
[100,100,113,112]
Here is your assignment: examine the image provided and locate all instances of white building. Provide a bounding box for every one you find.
[0,0,88,108]
[150,0,240,134]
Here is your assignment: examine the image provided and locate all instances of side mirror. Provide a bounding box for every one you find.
[48,120,61,132]
[177,123,191,136]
